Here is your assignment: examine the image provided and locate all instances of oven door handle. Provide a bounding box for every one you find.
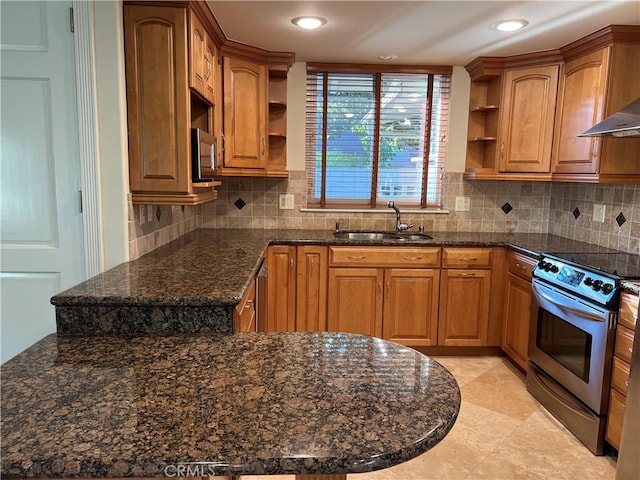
[532,281,607,322]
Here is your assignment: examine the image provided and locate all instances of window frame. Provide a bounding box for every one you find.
[305,63,452,210]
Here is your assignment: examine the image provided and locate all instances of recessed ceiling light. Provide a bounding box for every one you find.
[493,19,529,32]
[378,54,398,61]
[291,16,327,30]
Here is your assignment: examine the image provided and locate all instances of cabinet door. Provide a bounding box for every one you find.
[552,47,609,174]
[189,11,208,100]
[296,246,328,332]
[204,40,216,103]
[265,245,296,332]
[438,269,491,346]
[124,5,190,194]
[327,268,383,337]
[383,269,440,347]
[223,57,267,169]
[502,272,532,370]
[499,65,559,173]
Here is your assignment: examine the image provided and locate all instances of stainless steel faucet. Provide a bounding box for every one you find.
[387,201,413,232]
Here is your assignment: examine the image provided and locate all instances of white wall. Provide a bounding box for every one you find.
[285,62,471,173]
[93,1,129,269]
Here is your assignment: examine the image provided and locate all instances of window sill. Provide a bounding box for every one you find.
[300,207,450,214]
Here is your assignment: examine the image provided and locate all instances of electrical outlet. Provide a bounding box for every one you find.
[455,196,470,212]
[279,194,294,210]
[593,204,606,223]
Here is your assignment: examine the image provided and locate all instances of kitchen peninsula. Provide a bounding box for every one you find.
[1,332,460,479]
[51,228,624,336]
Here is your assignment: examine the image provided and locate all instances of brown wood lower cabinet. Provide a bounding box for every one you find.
[327,267,384,337]
[502,272,532,370]
[296,246,328,332]
[438,269,491,346]
[383,269,440,346]
[265,245,296,332]
[262,245,328,333]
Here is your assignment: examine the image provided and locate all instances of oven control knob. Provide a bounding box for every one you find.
[584,277,593,286]
[550,265,559,273]
[593,280,603,292]
[602,283,614,295]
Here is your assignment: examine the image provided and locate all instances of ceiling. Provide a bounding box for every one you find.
[208,1,640,66]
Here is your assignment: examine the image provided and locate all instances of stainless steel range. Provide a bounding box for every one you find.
[527,252,640,455]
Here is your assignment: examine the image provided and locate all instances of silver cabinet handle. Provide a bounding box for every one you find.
[347,255,366,260]
[458,257,478,261]
[262,138,266,156]
[515,263,527,269]
[625,381,630,387]
[385,281,390,298]
[403,256,423,261]
[456,272,477,277]
[630,347,634,353]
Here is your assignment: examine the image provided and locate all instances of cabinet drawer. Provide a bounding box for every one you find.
[611,356,631,397]
[442,248,492,269]
[507,250,537,281]
[233,280,256,333]
[615,325,635,364]
[605,388,626,451]
[329,247,440,268]
[619,291,639,330]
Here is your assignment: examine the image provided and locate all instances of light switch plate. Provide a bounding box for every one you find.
[279,194,294,210]
[593,204,606,223]
[455,196,470,211]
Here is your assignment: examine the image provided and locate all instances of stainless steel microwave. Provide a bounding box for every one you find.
[191,128,216,182]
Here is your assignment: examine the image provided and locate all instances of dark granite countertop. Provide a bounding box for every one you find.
[52,228,621,309]
[1,332,460,478]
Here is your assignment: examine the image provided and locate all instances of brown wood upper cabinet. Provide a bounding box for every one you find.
[222,57,268,170]
[124,4,220,205]
[220,57,290,177]
[552,41,640,182]
[465,25,640,183]
[499,65,559,174]
[189,11,215,104]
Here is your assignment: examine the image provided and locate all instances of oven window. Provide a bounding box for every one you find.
[536,310,592,382]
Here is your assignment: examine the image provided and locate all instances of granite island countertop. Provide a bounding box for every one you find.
[52,229,626,334]
[1,332,461,478]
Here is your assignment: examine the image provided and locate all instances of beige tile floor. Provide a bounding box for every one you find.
[242,356,618,480]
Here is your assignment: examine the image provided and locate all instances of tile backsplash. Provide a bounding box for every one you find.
[199,172,552,234]
[549,183,639,254]
[128,174,639,260]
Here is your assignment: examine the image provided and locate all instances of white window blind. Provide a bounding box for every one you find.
[305,67,451,208]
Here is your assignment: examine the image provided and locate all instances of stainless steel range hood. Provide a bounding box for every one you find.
[579,98,640,138]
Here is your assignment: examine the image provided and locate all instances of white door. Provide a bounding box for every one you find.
[1,1,86,362]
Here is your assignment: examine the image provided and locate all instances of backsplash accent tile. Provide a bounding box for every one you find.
[234,198,247,210]
[572,207,581,219]
[616,212,626,227]
[501,202,513,215]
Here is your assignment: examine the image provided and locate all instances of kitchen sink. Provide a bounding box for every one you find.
[333,231,402,240]
[333,231,433,241]
[397,232,434,240]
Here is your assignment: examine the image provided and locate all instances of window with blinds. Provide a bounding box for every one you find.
[305,66,451,208]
